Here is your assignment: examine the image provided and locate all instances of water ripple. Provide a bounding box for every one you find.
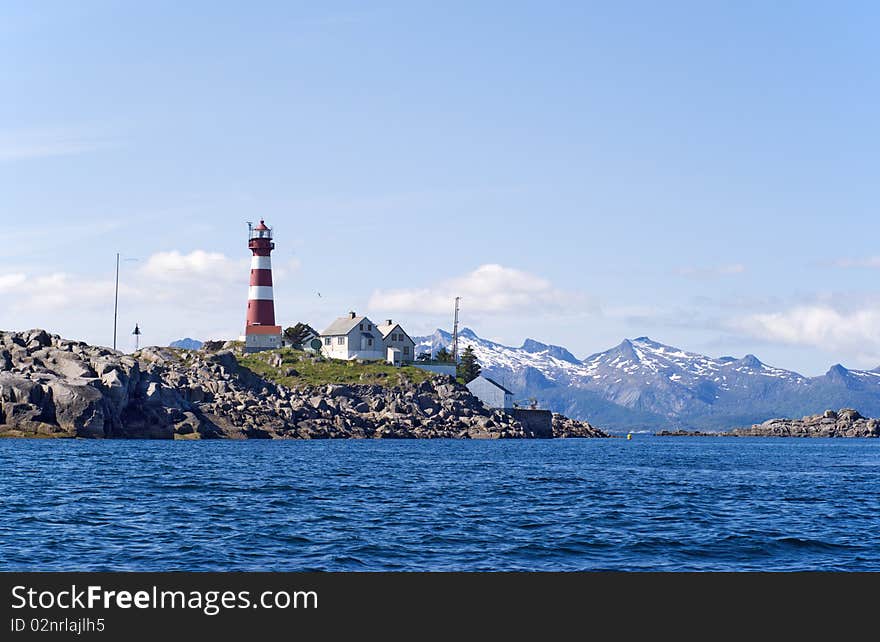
[1,437,879,571]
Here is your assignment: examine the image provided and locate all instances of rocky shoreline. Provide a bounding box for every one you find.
[730,408,880,438]
[0,330,608,440]
[654,408,880,437]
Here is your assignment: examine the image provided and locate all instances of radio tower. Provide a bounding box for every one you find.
[244,220,282,352]
[451,296,461,363]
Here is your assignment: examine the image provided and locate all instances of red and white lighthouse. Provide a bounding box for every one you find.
[243,219,282,352]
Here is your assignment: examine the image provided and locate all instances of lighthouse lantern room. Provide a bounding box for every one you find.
[243,219,282,353]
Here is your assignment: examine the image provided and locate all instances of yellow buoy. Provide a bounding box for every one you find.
[626,433,632,440]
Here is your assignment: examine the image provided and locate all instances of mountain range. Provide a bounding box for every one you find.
[414,329,880,432]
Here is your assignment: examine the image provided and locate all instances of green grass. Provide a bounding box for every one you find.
[236,348,435,388]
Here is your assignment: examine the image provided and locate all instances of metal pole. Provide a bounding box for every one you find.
[452,296,461,363]
[113,253,119,350]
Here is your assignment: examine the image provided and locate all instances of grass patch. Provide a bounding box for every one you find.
[0,431,72,439]
[236,348,435,388]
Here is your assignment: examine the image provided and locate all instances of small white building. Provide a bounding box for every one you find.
[376,319,416,364]
[320,312,386,361]
[387,346,403,367]
[466,376,514,409]
[243,326,282,353]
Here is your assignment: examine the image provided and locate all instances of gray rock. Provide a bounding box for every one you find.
[733,408,879,438]
[0,329,608,441]
[47,379,107,437]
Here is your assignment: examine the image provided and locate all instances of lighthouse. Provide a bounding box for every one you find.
[243,219,282,352]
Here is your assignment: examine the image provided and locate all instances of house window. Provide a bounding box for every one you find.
[359,324,364,331]
[403,346,410,355]
[337,336,345,345]
[368,339,373,347]
[324,337,331,346]
[368,324,372,331]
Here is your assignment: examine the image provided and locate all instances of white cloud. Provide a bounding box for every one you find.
[139,250,246,283]
[733,305,880,365]
[0,271,122,327]
[0,273,26,292]
[20,273,120,312]
[832,257,880,269]
[368,264,577,315]
[676,264,746,278]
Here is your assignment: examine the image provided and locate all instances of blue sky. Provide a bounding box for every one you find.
[1,1,879,374]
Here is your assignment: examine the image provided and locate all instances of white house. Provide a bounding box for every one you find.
[376,319,416,364]
[320,312,386,361]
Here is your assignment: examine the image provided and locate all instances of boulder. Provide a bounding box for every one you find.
[47,379,107,437]
[25,329,52,348]
[100,369,130,414]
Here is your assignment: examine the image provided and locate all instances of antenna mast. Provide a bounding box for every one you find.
[452,296,461,363]
[113,253,119,350]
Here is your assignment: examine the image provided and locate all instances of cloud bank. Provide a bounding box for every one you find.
[368,264,576,316]
[733,304,880,366]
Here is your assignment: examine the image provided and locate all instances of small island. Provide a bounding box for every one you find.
[0,329,607,440]
[730,408,880,438]
[656,408,880,438]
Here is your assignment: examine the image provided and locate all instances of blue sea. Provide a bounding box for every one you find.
[2,437,879,571]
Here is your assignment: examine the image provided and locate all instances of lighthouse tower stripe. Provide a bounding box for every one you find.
[247,300,276,326]
[250,269,274,286]
[251,256,272,270]
[248,285,274,300]
[246,219,278,329]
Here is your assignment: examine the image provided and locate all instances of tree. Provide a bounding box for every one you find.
[457,345,481,383]
[283,322,318,349]
[417,351,432,362]
[435,347,452,363]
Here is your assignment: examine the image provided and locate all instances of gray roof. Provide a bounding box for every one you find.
[473,376,514,395]
[375,323,395,338]
[321,315,368,336]
[376,322,414,344]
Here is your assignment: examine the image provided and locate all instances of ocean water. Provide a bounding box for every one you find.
[1,437,879,572]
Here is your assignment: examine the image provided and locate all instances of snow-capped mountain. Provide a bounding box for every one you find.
[414,329,880,432]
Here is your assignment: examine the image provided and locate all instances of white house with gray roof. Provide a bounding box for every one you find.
[320,312,387,361]
[376,319,416,364]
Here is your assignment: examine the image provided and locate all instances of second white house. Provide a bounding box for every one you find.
[319,312,415,363]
